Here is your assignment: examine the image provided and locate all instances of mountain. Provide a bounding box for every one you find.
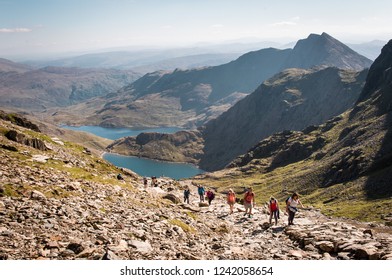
[61,33,372,128]
[0,63,141,111]
[218,39,392,221]
[200,66,368,171]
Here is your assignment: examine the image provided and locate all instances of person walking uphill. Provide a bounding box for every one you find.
[206,189,215,205]
[227,189,236,214]
[183,186,191,204]
[268,197,279,225]
[243,187,255,218]
[286,192,304,226]
[197,185,205,202]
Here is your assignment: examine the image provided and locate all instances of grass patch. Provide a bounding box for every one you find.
[185,211,199,221]
[169,219,196,233]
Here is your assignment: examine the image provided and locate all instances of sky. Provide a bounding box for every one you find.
[1,0,392,59]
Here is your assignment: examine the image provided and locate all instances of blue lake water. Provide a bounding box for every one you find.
[103,153,204,180]
[62,125,205,179]
[61,125,182,140]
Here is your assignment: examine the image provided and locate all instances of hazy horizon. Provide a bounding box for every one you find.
[1,0,392,60]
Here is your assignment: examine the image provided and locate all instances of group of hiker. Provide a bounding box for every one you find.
[184,184,304,226]
[183,185,216,205]
[141,175,304,226]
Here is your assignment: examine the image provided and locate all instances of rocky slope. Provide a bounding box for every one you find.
[51,33,372,128]
[200,66,368,171]
[1,112,392,260]
[0,63,140,111]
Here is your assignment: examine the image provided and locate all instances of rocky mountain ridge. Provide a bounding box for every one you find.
[1,112,392,260]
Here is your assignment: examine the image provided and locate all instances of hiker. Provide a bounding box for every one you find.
[206,189,215,205]
[268,197,280,225]
[184,186,191,204]
[117,173,124,180]
[151,176,158,187]
[286,192,304,225]
[143,177,148,187]
[197,185,205,202]
[243,187,255,218]
[227,189,236,214]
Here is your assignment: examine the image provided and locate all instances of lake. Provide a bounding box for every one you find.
[103,153,204,180]
[62,125,205,179]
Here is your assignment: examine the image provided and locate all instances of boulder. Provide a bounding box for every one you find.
[199,202,209,207]
[162,193,181,204]
[316,241,335,253]
[30,190,46,201]
[66,243,85,255]
[101,250,120,260]
[128,240,153,253]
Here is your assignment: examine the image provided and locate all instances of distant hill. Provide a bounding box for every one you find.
[0,63,141,111]
[0,58,32,73]
[64,33,372,128]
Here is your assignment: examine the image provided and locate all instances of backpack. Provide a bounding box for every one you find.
[245,192,253,203]
[228,193,235,203]
[285,196,291,205]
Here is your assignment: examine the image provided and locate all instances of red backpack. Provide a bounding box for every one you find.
[245,192,254,203]
[228,193,235,203]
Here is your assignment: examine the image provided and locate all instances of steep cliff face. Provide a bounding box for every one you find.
[200,67,367,171]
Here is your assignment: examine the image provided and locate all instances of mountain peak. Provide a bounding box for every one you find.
[288,33,372,70]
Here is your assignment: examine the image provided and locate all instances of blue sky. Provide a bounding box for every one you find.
[1,0,392,58]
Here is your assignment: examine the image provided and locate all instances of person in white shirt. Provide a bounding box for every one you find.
[286,192,304,225]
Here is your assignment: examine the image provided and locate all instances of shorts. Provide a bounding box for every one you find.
[244,201,253,210]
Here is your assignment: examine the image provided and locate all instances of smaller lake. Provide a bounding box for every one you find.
[103,153,204,180]
[61,125,182,140]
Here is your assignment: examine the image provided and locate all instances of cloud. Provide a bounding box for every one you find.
[0,28,32,33]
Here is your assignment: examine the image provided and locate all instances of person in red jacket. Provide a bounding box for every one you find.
[268,197,280,225]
